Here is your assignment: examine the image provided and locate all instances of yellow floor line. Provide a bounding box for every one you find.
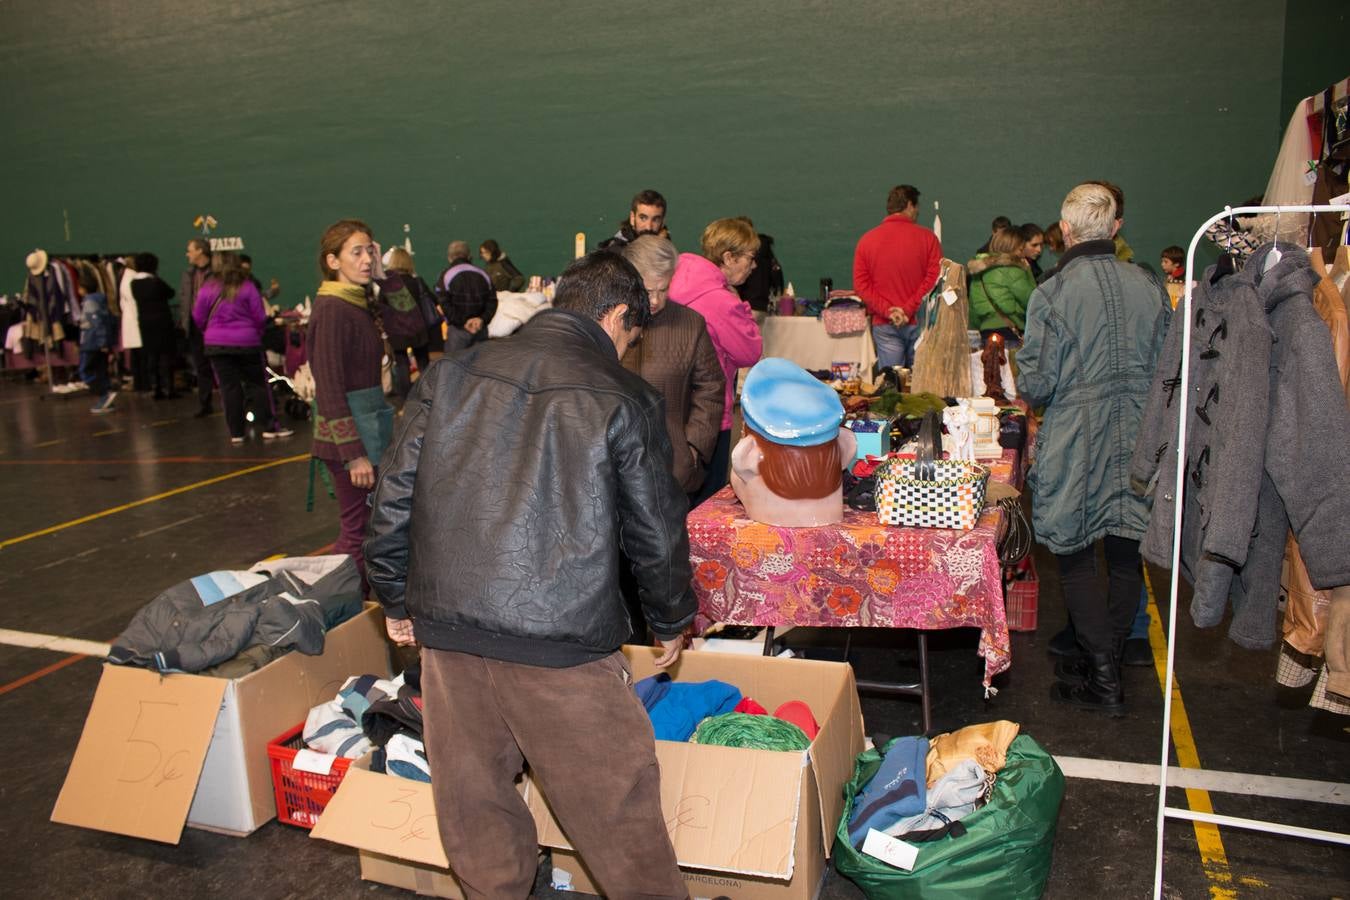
[0,454,307,551]
[1144,568,1239,899]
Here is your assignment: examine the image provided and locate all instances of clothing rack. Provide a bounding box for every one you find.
[1153,203,1350,899]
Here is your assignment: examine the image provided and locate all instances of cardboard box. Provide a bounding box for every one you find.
[309,647,863,900]
[51,604,391,843]
[529,646,863,899]
[310,753,467,898]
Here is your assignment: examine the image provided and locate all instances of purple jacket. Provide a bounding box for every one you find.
[193,279,268,348]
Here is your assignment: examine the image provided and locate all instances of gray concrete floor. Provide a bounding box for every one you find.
[0,378,1346,899]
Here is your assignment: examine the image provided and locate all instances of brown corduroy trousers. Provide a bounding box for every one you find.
[421,648,688,900]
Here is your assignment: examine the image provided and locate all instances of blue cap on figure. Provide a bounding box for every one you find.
[740,358,845,447]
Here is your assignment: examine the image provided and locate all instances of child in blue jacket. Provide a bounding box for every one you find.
[77,267,116,413]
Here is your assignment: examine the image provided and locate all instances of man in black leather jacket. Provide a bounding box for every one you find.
[365,251,694,899]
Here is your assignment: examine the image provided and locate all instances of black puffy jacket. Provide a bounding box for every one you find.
[365,309,697,667]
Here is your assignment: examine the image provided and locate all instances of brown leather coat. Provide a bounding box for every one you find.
[622,302,725,493]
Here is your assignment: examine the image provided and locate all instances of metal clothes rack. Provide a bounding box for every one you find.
[1153,203,1350,898]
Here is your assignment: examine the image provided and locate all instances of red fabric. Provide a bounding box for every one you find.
[773,700,818,739]
[734,697,768,715]
[852,214,943,324]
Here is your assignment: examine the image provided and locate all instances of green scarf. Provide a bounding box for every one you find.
[318,280,368,309]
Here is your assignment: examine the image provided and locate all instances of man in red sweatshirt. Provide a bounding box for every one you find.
[852,184,942,371]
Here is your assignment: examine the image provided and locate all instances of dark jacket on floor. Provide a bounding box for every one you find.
[108,557,362,674]
[365,309,698,667]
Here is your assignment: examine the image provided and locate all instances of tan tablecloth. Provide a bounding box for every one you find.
[759,316,876,373]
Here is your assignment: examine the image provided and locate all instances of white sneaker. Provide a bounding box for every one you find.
[262,427,294,439]
[230,436,245,446]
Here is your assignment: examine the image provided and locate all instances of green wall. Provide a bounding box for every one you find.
[1279,1,1349,129]
[1,1,1289,310]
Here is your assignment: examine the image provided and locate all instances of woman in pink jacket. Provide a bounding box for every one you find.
[669,217,764,505]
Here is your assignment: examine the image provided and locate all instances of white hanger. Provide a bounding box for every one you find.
[1263,207,1283,273]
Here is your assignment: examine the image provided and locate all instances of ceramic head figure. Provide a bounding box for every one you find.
[731,358,856,527]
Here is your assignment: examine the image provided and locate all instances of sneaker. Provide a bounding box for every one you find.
[90,394,116,414]
[262,427,294,439]
[230,436,245,446]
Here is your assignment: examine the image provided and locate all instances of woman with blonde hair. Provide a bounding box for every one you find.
[967,226,1037,345]
[384,246,444,374]
[669,217,763,505]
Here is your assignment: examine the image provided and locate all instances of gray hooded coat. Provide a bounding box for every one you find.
[1130,244,1350,647]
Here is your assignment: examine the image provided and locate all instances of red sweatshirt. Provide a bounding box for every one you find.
[852,214,943,324]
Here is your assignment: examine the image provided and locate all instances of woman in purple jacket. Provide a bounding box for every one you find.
[193,252,292,444]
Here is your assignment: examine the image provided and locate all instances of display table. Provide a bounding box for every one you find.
[688,451,1017,728]
[759,315,876,373]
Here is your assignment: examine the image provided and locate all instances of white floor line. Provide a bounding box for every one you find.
[1056,754,1348,806]
[133,513,204,540]
[0,629,110,658]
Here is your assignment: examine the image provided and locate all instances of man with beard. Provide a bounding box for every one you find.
[598,189,667,250]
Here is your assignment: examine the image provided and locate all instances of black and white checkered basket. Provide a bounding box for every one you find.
[875,412,990,530]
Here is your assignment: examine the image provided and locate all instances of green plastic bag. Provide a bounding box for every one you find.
[834,734,1064,899]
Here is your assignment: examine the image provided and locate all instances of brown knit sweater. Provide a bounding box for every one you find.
[621,301,725,492]
[308,293,384,463]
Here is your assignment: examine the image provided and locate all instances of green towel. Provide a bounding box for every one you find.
[346,386,395,462]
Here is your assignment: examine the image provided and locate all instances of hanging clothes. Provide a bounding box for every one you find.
[1132,244,1350,648]
[119,266,147,350]
[1276,249,1350,713]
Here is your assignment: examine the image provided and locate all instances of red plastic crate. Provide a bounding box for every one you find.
[1004,557,1039,632]
[267,723,353,829]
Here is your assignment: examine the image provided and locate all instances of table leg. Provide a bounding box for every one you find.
[853,631,933,735]
[761,626,776,657]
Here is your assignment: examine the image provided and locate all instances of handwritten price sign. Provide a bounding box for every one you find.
[53,666,227,844]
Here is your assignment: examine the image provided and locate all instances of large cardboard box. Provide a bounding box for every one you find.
[52,604,391,842]
[530,646,863,899]
[312,646,863,900]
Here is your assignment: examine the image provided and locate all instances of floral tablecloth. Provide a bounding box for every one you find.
[688,451,1017,689]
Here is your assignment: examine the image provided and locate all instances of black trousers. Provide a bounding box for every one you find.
[188,323,214,411]
[1055,536,1143,657]
[688,428,732,508]
[206,347,278,438]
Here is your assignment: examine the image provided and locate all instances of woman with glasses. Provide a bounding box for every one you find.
[669,217,764,505]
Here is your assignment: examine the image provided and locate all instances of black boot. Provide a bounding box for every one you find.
[1048,621,1078,656]
[1050,651,1125,716]
[1054,651,1091,686]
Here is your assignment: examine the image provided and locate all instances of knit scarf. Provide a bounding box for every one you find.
[318,280,369,309]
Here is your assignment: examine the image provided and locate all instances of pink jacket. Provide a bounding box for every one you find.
[669,253,762,430]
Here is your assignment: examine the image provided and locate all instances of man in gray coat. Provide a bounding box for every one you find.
[1016,183,1171,716]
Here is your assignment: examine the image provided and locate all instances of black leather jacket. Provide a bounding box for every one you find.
[365,309,697,667]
